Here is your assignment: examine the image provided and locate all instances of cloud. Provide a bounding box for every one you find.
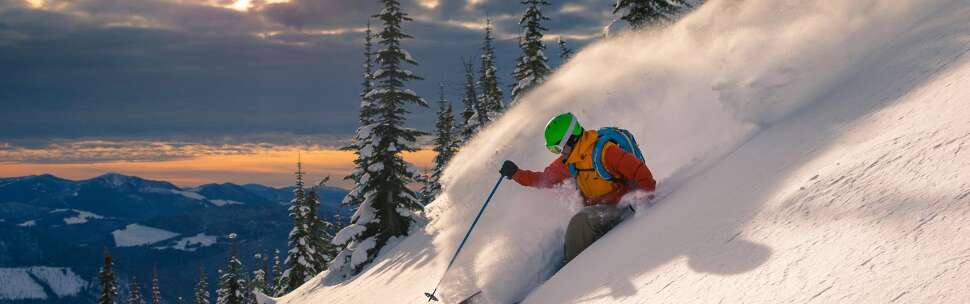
[0,0,616,142]
[0,133,441,163]
[0,135,351,163]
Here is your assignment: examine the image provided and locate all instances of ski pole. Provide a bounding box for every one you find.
[425,175,505,302]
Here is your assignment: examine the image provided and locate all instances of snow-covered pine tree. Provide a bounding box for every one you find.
[415,168,433,206]
[98,249,118,304]
[269,250,282,296]
[217,234,247,304]
[420,82,458,206]
[127,277,146,304]
[306,180,338,266]
[254,252,272,295]
[558,36,574,62]
[612,0,693,29]
[511,0,552,103]
[250,253,267,297]
[214,269,224,304]
[193,265,210,304]
[458,59,481,141]
[151,267,161,304]
[277,160,323,294]
[329,0,427,278]
[478,18,504,120]
[342,20,379,209]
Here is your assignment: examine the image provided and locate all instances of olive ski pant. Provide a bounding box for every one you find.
[563,204,627,264]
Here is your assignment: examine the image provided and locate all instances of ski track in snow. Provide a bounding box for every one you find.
[276,0,970,303]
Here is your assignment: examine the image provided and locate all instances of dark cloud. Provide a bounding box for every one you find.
[260,0,382,29]
[0,0,613,142]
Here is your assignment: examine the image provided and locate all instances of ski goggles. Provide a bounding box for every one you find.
[546,115,577,155]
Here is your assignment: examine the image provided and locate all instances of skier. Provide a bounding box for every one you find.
[500,112,656,264]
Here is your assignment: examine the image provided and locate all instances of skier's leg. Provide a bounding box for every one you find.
[564,208,599,263]
[563,205,623,263]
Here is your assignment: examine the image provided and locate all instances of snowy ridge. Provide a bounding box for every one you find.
[169,189,207,200]
[278,0,970,303]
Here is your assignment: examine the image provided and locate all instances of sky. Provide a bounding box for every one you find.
[0,0,617,187]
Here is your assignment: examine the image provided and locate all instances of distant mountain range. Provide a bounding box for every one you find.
[0,173,351,303]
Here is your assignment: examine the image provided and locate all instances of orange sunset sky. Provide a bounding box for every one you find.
[0,147,435,189]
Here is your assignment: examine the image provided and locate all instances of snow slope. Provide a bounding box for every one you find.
[277,0,970,303]
[156,233,219,252]
[112,223,180,247]
[0,267,87,300]
[51,208,105,224]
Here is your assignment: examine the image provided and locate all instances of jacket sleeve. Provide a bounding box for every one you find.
[511,158,571,189]
[602,144,656,192]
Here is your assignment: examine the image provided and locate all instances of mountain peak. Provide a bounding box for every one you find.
[92,172,136,186]
[86,173,178,190]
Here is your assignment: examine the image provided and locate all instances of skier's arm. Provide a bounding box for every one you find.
[511,158,571,189]
[602,144,656,192]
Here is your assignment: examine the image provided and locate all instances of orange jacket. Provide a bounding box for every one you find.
[512,130,656,205]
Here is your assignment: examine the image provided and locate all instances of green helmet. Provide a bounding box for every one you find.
[544,112,583,154]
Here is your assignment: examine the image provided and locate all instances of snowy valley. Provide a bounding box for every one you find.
[0,173,350,303]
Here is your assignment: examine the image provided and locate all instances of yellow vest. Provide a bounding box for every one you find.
[564,130,620,200]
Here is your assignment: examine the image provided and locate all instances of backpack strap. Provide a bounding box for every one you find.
[592,127,645,181]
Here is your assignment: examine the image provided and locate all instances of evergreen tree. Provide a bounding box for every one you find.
[127,277,146,304]
[278,161,323,294]
[250,253,266,297]
[269,250,282,296]
[151,267,161,304]
[98,249,118,304]
[343,20,379,209]
[217,234,247,304]
[511,0,552,103]
[420,82,458,206]
[558,36,574,62]
[193,265,210,304]
[612,0,693,29]
[415,168,433,206]
[306,181,338,266]
[459,59,481,141]
[214,269,222,303]
[478,18,504,120]
[329,0,427,278]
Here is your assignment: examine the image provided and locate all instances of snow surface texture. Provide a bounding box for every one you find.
[0,267,87,300]
[277,0,970,303]
[112,223,180,247]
